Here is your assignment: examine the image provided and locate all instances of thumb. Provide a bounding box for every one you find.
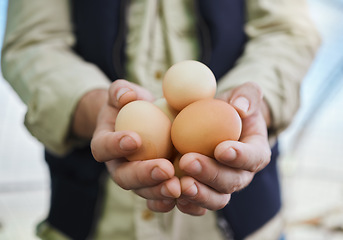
[229,82,263,118]
[109,79,155,109]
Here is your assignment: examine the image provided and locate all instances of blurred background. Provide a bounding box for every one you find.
[0,0,343,239]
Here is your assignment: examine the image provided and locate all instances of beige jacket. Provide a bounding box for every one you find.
[1,0,320,239]
[1,0,320,156]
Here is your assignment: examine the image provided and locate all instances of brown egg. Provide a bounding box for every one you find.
[162,60,217,111]
[115,100,173,161]
[171,99,242,158]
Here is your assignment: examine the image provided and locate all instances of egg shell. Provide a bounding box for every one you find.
[153,98,179,122]
[115,100,173,161]
[171,99,242,158]
[162,60,217,111]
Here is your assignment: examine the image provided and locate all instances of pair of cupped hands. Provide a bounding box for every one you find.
[89,80,271,216]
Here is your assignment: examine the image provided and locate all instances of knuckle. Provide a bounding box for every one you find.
[204,194,230,211]
[90,140,102,162]
[249,148,271,172]
[229,173,245,193]
[266,148,272,162]
[217,194,231,210]
[208,168,220,186]
[261,148,272,169]
[115,178,130,191]
[109,81,119,95]
[246,81,261,92]
[91,147,100,162]
[112,79,126,89]
[113,173,126,189]
[245,82,263,101]
[113,166,130,190]
[199,190,212,208]
[208,168,231,194]
[250,157,264,173]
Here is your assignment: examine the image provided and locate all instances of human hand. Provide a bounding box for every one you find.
[175,82,272,215]
[91,80,181,213]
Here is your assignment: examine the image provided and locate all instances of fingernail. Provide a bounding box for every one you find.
[233,97,249,113]
[183,183,198,197]
[119,135,137,151]
[161,185,174,198]
[184,160,202,175]
[151,167,169,181]
[221,147,237,160]
[116,87,132,101]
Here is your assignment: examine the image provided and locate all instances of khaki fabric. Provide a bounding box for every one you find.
[125,0,199,99]
[217,0,321,134]
[1,0,111,155]
[95,177,224,240]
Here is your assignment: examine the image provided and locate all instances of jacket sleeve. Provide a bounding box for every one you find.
[1,0,111,155]
[217,0,321,135]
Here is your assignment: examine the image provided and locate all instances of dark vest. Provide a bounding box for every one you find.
[44,1,280,239]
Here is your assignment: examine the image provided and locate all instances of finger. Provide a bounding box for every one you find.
[179,176,231,211]
[179,153,254,193]
[218,82,263,118]
[134,176,181,200]
[176,198,207,216]
[147,199,176,213]
[230,82,263,118]
[105,159,175,190]
[91,130,142,162]
[109,79,155,108]
[214,137,271,173]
